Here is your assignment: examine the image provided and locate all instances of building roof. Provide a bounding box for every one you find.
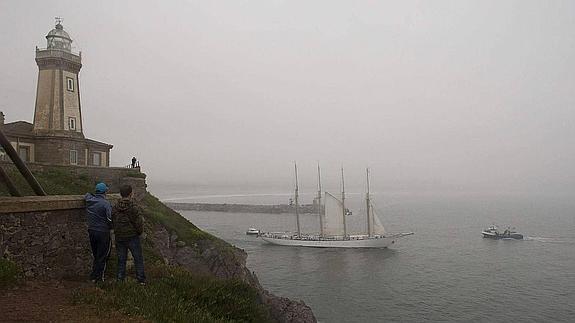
[2,121,34,136]
[47,23,72,41]
[2,120,113,148]
[83,138,114,148]
[45,22,72,52]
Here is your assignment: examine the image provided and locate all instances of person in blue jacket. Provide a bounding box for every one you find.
[85,182,112,283]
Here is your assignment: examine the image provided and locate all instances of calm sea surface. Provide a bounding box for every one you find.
[152,186,575,322]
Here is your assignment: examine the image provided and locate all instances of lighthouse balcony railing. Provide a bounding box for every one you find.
[35,48,81,63]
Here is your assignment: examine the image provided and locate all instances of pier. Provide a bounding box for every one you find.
[165,202,319,214]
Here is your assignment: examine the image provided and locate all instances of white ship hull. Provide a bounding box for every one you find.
[261,233,413,248]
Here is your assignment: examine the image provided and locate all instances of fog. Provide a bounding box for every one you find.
[1,1,574,193]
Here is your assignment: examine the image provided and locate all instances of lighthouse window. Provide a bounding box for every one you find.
[18,146,30,162]
[69,150,78,165]
[92,152,102,166]
[66,77,74,92]
[69,117,76,130]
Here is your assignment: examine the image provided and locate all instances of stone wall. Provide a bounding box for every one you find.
[0,161,146,278]
[0,196,94,278]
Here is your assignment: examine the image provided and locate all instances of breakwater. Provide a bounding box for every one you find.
[165,202,320,214]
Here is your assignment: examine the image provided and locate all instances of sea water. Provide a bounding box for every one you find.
[153,186,575,322]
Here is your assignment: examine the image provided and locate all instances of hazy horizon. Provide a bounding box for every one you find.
[1,1,574,194]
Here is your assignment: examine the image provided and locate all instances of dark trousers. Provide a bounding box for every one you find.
[116,236,146,283]
[88,229,111,282]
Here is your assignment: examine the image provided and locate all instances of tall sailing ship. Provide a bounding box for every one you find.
[260,165,413,248]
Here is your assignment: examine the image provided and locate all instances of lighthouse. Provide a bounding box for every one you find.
[33,18,83,137]
[1,19,112,166]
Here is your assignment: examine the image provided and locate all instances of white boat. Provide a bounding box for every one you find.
[482,224,523,240]
[481,225,499,238]
[246,228,260,235]
[260,232,413,248]
[260,165,413,248]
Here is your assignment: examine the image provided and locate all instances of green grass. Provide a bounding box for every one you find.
[36,168,95,195]
[0,257,22,289]
[74,265,272,323]
[142,193,213,242]
[0,166,141,196]
[0,167,94,196]
[141,192,240,258]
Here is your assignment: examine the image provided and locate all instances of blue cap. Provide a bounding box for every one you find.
[95,182,108,194]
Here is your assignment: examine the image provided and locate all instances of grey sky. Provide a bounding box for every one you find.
[1,0,574,193]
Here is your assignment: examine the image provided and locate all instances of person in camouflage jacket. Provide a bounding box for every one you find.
[112,184,146,284]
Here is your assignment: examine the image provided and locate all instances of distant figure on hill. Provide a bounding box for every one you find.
[112,184,146,284]
[84,182,112,284]
[131,156,137,168]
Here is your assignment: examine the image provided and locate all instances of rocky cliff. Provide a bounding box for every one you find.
[144,195,316,322]
[0,164,316,322]
[150,224,315,322]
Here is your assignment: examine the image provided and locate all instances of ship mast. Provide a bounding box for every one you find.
[366,167,372,237]
[341,166,348,239]
[317,163,324,237]
[294,162,301,238]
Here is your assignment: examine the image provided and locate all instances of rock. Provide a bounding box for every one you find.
[260,290,317,323]
[176,240,186,247]
[149,224,317,323]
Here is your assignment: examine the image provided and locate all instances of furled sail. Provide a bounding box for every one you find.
[370,203,387,236]
[323,192,345,236]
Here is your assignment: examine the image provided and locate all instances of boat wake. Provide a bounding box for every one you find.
[524,236,575,244]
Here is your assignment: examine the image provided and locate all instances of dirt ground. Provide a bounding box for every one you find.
[0,280,147,323]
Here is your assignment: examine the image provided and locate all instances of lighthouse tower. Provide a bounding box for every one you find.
[1,19,112,167]
[33,19,83,138]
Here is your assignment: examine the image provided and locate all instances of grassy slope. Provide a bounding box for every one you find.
[74,266,269,323]
[0,166,144,196]
[0,167,272,323]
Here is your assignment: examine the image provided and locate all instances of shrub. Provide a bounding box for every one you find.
[0,258,22,288]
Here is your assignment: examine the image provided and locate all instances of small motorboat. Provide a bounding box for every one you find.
[482,225,523,240]
[246,228,260,235]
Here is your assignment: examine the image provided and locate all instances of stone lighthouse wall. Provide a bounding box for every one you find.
[34,50,83,134]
